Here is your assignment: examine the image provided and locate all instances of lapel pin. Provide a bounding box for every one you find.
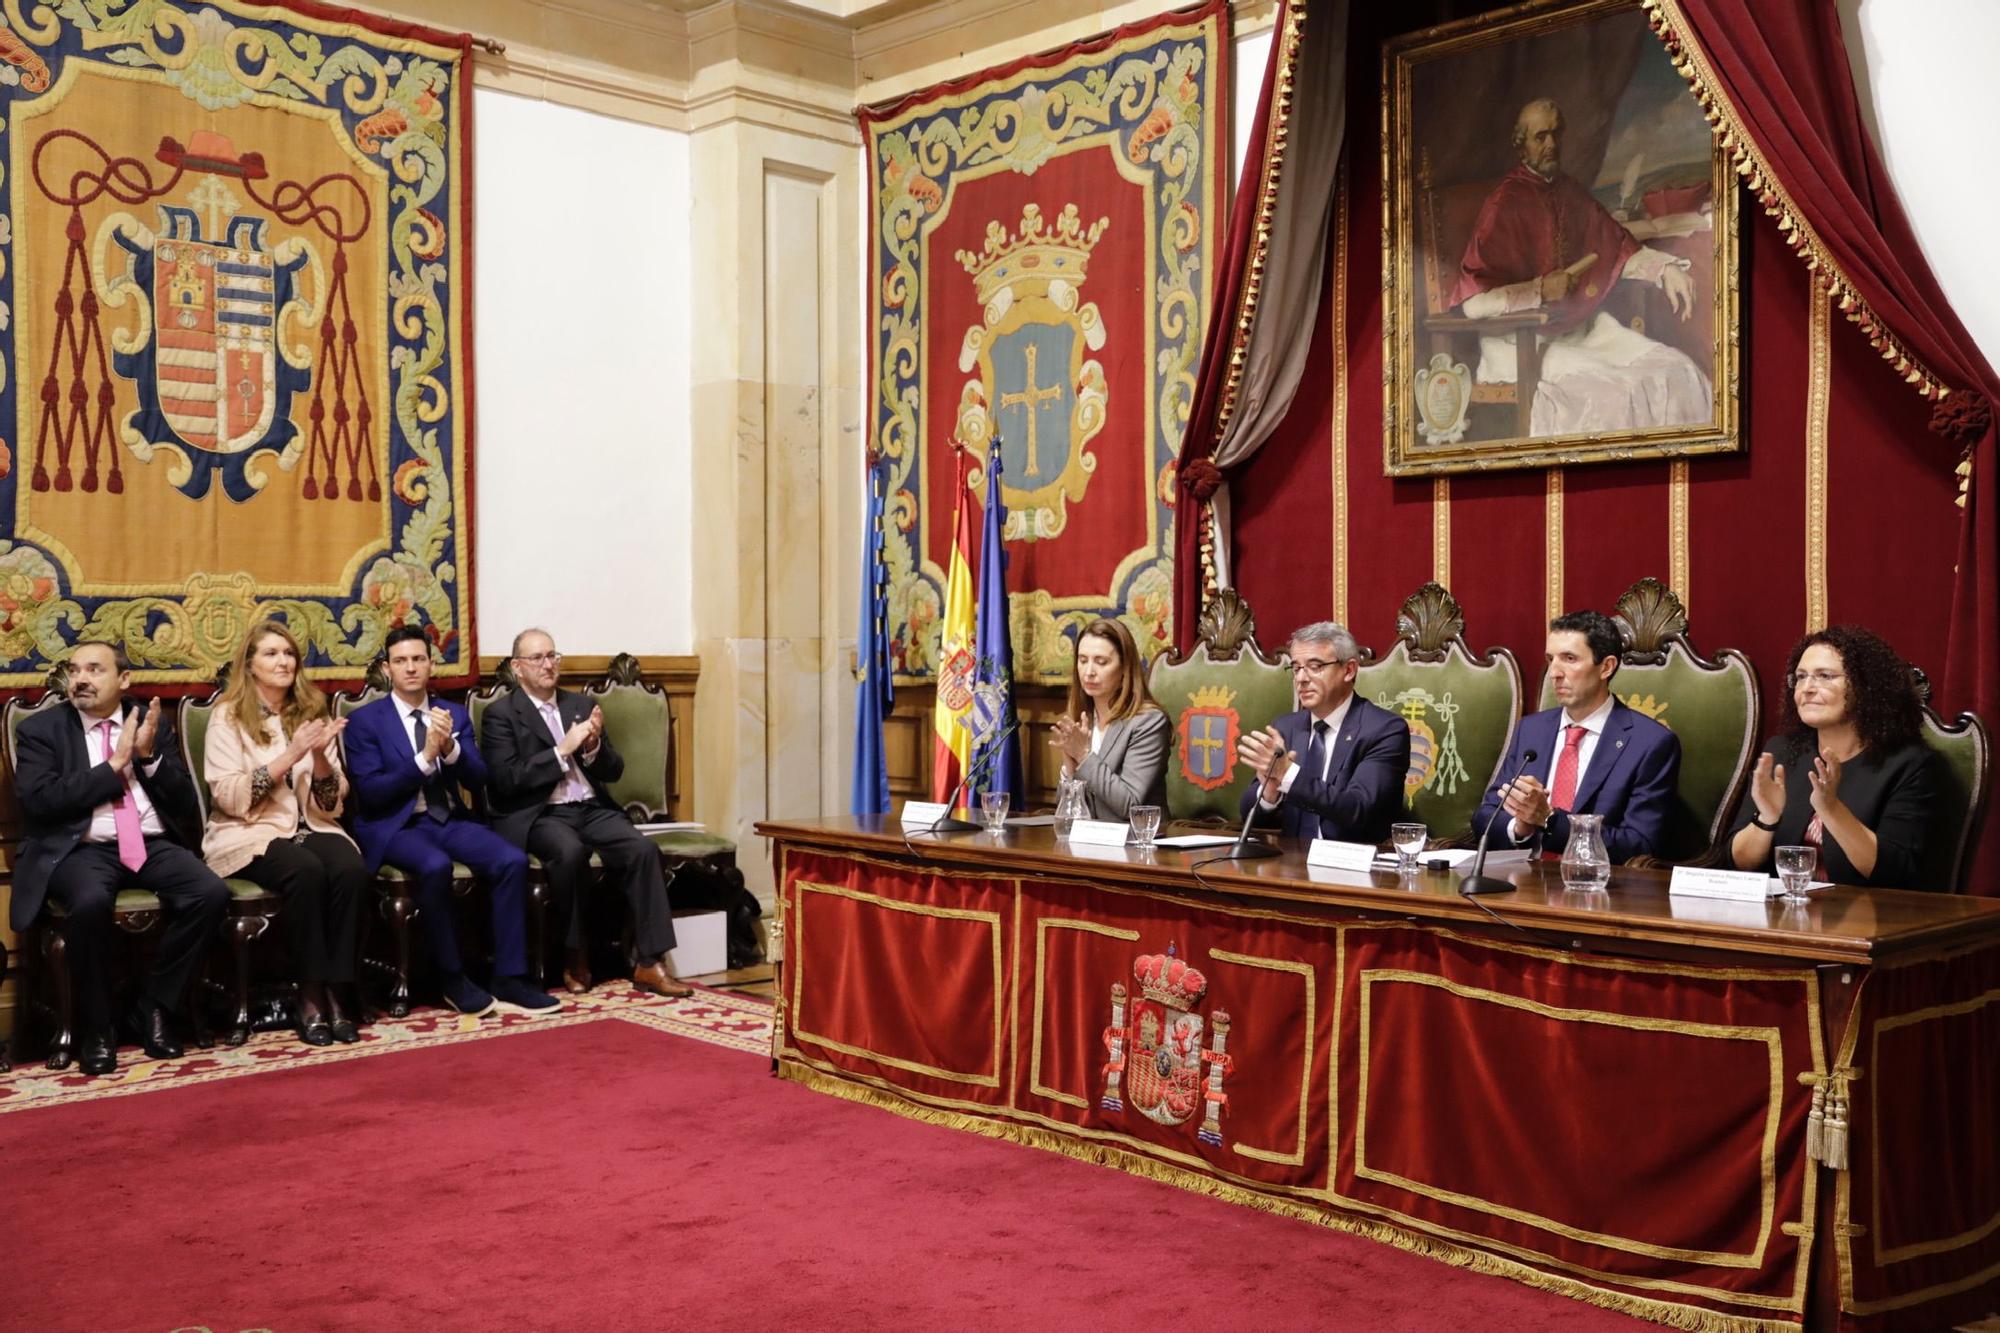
[1615,739,1626,750]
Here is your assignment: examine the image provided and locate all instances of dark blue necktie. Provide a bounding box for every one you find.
[1299,719,1330,840]
[413,708,451,823]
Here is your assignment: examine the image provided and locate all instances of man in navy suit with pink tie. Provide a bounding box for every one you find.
[1474,610,1680,862]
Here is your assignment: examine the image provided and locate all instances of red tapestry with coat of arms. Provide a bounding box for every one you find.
[860,2,1228,684]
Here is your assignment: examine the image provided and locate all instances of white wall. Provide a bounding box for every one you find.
[472,89,694,656]
[1843,0,2000,372]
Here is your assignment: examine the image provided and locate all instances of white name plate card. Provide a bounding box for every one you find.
[1067,819,1132,848]
[898,801,951,828]
[1307,839,1380,872]
[1669,866,1783,902]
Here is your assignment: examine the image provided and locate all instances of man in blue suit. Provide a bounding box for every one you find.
[1474,610,1680,863]
[1236,621,1412,845]
[345,625,557,1018]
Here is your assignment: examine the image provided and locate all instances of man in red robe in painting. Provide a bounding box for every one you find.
[1449,98,1710,437]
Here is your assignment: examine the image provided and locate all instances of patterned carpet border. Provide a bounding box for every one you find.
[0,984,773,1116]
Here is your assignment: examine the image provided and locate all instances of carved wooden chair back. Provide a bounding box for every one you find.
[1146,591,1296,823]
[1355,583,1523,842]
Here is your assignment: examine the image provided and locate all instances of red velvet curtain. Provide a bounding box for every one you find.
[1649,0,2000,887]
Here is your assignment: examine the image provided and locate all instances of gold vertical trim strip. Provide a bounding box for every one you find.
[1805,287,1832,632]
[1330,158,1350,623]
[1433,477,1451,586]
[1670,460,1692,606]
[1544,469,1564,623]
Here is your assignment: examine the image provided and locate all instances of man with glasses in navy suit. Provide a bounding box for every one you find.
[1236,621,1412,846]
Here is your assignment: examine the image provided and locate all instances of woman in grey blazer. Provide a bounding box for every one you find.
[1050,617,1170,820]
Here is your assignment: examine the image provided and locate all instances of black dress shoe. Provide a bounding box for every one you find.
[295,1009,334,1047]
[79,1034,117,1076]
[129,1005,183,1061]
[326,987,361,1044]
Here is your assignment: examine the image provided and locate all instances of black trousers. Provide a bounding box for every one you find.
[236,833,367,984]
[527,804,676,959]
[46,838,230,1037]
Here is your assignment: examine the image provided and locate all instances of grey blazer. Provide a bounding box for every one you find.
[1074,707,1170,820]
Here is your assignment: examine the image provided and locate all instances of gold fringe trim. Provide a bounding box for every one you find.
[1805,284,1832,632]
[1641,0,1950,403]
[778,1061,1802,1333]
[1211,0,1308,441]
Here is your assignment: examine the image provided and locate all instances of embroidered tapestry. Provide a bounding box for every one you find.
[861,1,1227,683]
[0,0,473,687]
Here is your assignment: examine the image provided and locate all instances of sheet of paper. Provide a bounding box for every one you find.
[1153,834,1243,849]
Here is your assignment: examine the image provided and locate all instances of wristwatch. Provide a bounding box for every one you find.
[1749,811,1780,832]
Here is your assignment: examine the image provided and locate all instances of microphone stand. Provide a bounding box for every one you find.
[1459,748,1539,896]
[1214,733,1288,862]
[918,718,1022,835]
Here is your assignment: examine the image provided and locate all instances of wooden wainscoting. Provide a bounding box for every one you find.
[886,681,1077,808]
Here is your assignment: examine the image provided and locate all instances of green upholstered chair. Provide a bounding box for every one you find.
[3,672,169,1070]
[583,653,742,882]
[1356,582,1524,844]
[1146,590,1297,824]
[179,689,283,1046]
[1912,669,1990,892]
[1539,579,1760,866]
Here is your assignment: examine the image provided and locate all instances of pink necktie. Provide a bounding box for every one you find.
[100,720,148,874]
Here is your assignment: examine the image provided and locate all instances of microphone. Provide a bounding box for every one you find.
[1460,748,1538,896]
[921,717,1023,835]
[1214,727,1289,862]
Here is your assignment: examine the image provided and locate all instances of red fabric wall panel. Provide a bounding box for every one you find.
[1230,196,1966,748]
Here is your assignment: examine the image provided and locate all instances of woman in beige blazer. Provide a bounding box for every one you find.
[1050,617,1170,821]
[203,619,368,1046]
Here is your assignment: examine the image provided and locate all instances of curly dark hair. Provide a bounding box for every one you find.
[1777,625,1923,753]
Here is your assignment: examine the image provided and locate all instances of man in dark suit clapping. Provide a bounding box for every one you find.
[1237,621,1413,846]
[480,628,689,999]
[12,642,229,1074]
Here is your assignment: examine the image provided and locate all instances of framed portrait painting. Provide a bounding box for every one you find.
[1382,0,1741,476]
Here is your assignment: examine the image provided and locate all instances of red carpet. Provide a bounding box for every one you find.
[10,1015,1646,1330]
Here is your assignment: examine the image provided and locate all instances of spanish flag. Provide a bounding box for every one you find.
[931,448,977,806]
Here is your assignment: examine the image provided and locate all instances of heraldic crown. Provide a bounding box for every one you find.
[1134,945,1207,1009]
[1186,684,1237,712]
[956,202,1110,307]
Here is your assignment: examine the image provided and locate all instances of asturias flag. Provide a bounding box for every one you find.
[969,449,1021,808]
[931,448,977,806]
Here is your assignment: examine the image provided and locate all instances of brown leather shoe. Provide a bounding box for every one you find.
[632,960,693,999]
[562,949,593,995]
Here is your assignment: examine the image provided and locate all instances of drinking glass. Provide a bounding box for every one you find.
[1129,804,1162,850]
[1391,822,1428,872]
[1775,845,1818,901]
[979,791,1010,835]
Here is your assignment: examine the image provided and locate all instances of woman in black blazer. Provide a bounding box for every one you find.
[1729,625,1942,888]
[1049,617,1169,820]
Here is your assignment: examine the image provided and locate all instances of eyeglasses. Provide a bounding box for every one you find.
[516,652,562,667]
[1290,658,1348,675]
[1787,670,1845,690]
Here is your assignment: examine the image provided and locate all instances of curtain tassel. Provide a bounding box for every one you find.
[1805,1080,1826,1163]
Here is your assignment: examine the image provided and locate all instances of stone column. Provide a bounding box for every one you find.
[686,5,863,900]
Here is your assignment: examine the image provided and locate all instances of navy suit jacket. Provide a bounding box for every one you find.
[1473,698,1680,863]
[11,700,205,931]
[1239,696,1412,845]
[343,694,489,871]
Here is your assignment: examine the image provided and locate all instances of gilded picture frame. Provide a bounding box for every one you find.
[1382,0,1741,476]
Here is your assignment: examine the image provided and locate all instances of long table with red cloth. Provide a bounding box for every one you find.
[758,817,2000,1332]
